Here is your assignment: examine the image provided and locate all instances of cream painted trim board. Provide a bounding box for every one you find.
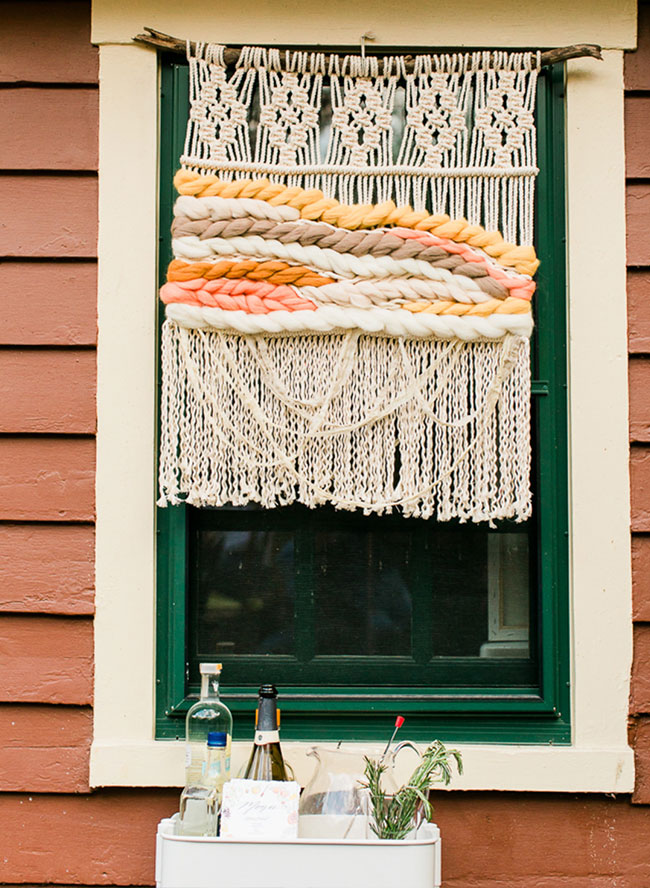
[91,742,634,792]
[95,44,159,757]
[93,43,634,792]
[91,0,637,50]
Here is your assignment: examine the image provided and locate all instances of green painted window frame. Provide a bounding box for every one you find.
[155,57,569,744]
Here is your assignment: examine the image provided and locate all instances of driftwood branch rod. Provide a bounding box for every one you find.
[134,28,603,70]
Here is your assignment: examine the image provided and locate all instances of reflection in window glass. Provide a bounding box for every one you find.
[190,513,532,667]
[194,531,295,655]
[314,530,413,656]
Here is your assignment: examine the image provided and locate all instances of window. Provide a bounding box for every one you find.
[155,57,569,745]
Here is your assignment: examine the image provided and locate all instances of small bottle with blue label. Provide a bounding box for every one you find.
[184,663,233,786]
[179,731,229,836]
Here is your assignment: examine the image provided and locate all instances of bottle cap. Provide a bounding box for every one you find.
[207,731,228,747]
[199,663,223,675]
[258,684,278,698]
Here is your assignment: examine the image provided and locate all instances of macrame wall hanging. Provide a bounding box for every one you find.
[158,44,540,522]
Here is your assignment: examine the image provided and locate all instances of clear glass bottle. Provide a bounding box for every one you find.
[179,731,228,836]
[242,684,290,781]
[185,663,233,787]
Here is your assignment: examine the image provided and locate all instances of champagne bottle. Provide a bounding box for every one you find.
[185,663,233,787]
[243,684,290,781]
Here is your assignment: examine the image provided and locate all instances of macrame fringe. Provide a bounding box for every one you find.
[158,320,531,522]
[183,45,539,244]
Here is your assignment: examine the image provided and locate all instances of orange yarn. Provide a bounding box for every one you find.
[161,278,317,313]
[167,258,335,287]
[173,170,540,276]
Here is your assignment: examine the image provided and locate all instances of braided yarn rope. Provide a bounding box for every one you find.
[158,43,539,521]
[172,196,536,298]
[161,279,317,313]
[167,257,335,286]
[174,170,539,276]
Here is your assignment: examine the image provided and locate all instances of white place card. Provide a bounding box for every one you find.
[220,779,300,840]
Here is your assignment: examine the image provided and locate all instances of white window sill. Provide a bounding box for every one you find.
[90,740,634,793]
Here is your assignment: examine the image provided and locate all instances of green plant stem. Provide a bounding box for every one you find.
[362,740,463,840]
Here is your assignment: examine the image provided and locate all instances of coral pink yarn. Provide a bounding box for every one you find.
[160,278,317,314]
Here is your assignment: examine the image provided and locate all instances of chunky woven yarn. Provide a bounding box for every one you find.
[158,43,541,522]
[174,171,539,276]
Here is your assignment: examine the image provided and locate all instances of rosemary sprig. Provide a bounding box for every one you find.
[362,740,463,840]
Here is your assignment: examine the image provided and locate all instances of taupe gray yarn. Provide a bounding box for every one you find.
[171,215,510,300]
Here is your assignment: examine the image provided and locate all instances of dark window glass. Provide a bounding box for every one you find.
[188,506,535,688]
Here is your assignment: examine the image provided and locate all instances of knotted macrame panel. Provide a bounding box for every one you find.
[158,44,541,523]
[183,46,540,244]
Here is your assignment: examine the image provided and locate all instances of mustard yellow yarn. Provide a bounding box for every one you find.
[405,296,532,317]
[174,169,540,277]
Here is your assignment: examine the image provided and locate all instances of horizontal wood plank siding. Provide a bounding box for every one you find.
[0,615,93,704]
[629,357,650,441]
[0,0,100,812]
[630,447,650,531]
[627,5,650,804]
[0,261,97,346]
[1,792,650,886]
[0,1,98,84]
[626,2,650,89]
[0,437,95,522]
[0,88,98,170]
[626,183,650,266]
[627,270,650,352]
[0,705,92,792]
[0,524,94,614]
[0,350,96,434]
[0,175,97,258]
[632,717,650,802]
[0,790,178,884]
[631,624,650,714]
[632,535,650,620]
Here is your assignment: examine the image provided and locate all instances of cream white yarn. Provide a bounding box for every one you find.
[172,235,490,299]
[174,195,300,222]
[158,319,532,521]
[166,303,533,340]
[298,278,495,307]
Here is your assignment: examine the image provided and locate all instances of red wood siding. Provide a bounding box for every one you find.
[0,615,93,704]
[0,0,99,84]
[0,437,95,522]
[0,261,97,346]
[0,174,98,257]
[0,88,99,170]
[0,524,95,614]
[632,535,650,620]
[1,791,650,887]
[631,717,650,802]
[0,705,92,792]
[629,357,650,440]
[628,270,650,352]
[0,0,98,826]
[626,2,650,89]
[0,350,96,433]
[0,790,179,884]
[627,0,650,805]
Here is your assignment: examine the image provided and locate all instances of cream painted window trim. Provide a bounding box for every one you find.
[92,42,634,792]
[91,0,637,50]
